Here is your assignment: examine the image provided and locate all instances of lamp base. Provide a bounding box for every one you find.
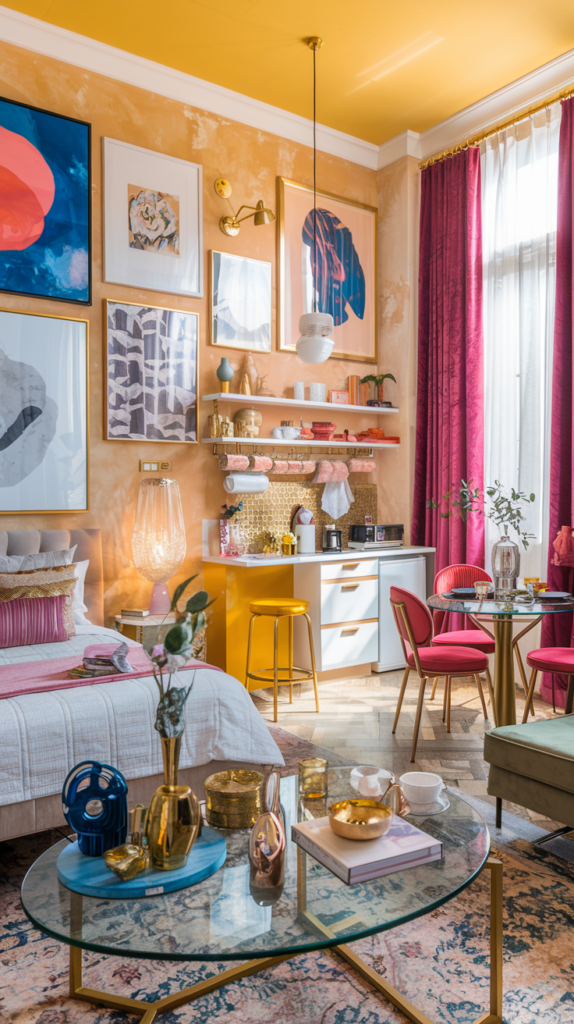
[149,583,171,615]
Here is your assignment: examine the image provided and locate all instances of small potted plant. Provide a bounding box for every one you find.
[359,372,396,405]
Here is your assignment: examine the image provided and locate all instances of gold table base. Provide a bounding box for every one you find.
[67,857,503,1024]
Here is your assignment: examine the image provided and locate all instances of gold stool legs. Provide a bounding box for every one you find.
[304,612,320,714]
[244,610,320,721]
[273,616,279,723]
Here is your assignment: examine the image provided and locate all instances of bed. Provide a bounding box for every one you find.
[0,529,283,842]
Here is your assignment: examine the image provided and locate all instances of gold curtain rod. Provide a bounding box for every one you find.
[419,82,574,170]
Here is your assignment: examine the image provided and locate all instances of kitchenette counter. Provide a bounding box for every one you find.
[202,545,435,568]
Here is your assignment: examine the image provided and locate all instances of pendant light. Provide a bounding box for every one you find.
[296,37,334,364]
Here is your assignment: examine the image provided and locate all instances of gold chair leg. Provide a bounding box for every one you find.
[446,676,452,733]
[475,673,488,719]
[288,616,294,704]
[303,613,320,713]
[513,637,535,716]
[245,613,256,689]
[430,675,440,701]
[273,617,279,723]
[522,667,538,724]
[442,675,450,722]
[392,665,410,734]
[485,666,497,726]
[410,675,427,762]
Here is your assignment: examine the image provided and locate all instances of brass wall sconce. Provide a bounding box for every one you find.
[215,178,275,237]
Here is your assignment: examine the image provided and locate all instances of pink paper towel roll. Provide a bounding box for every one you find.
[219,454,249,471]
[248,455,273,471]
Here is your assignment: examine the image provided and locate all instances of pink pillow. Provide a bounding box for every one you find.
[0,594,73,647]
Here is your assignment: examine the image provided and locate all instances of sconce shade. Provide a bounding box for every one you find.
[296,312,334,364]
[253,200,275,226]
[132,478,186,585]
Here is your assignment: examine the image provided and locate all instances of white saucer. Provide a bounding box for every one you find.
[407,793,450,816]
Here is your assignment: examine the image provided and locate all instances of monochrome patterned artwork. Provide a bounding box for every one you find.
[105,301,198,443]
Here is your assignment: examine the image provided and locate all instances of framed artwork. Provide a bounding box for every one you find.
[105,300,199,443]
[210,250,272,352]
[0,309,88,513]
[0,96,91,304]
[277,177,377,362]
[103,138,203,297]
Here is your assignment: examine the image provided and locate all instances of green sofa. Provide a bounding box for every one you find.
[484,716,574,828]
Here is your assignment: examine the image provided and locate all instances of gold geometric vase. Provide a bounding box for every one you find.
[145,736,200,871]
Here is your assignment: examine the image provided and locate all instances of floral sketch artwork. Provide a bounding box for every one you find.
[128,186,180,256]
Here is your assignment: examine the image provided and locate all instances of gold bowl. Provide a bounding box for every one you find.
[327,799,393,841]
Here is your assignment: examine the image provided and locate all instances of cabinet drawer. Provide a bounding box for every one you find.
[321,577,378,625]
[321,620,378,670]
[320,558,378,581]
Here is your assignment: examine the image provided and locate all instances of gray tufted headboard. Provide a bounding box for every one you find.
[0,529,104,626]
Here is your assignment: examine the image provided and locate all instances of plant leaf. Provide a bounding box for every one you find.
[164,622,191,655]
[170,575,198,612]
[186,592,215,615]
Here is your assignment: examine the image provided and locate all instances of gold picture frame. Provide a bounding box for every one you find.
[0,306,89,514]
[104,299,199,444]
[277,176,377,363]
[209,250,272,353]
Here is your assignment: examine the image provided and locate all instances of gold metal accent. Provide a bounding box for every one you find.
[512,614,542,718]
[0,306,90,515]
[204,768,263,829]
[307,37,323,50]
[328,799,392,840]
[103,299,200,445]
[342,562,361,569]
[276,177,377,363]
[104,805,150,881]
[219,199,275,236]
[320,617,377,629]
[322,575,377,583]
[299,757,327,798]
[144,737,200,871]
[246,608,319,722]
[214,178,232,198]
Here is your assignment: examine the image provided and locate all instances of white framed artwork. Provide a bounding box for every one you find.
[103,138,203,297]
[0,308,88,513]
[210,250,272,352]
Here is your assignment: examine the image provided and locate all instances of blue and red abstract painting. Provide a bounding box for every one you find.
[303,208,365,326]
[0,97,91,304]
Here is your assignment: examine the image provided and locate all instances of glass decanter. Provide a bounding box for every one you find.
[248,768,286,906]
[491,529,520,593]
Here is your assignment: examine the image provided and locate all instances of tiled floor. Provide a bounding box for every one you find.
[252,669,564,832]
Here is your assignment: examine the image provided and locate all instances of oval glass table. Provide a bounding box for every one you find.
[21,768,502,1024]
[428,593,574,727]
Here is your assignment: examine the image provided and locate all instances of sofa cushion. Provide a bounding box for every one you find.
[484,717,574,794]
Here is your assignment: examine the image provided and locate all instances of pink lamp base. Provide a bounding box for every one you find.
[149,582,171,615]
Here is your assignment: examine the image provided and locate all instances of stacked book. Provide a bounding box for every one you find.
[68,642,134,679]
[292,814,442,884]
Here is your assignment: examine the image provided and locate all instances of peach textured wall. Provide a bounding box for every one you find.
[0,39,418,623]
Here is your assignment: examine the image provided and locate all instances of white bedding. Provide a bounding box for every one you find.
[0,626,283,807]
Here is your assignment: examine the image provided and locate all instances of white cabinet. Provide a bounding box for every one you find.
[320,577,378,625]
[375,556,427,672]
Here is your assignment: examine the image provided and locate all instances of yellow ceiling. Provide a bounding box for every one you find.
[5,0,574,144]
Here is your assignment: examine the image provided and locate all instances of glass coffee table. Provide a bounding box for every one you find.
[21,768,502,1024]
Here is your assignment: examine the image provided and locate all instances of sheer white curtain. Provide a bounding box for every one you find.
[482,103,560,582]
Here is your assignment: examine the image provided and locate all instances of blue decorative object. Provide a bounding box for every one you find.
[56,827,227,898]
[62,761,128,857]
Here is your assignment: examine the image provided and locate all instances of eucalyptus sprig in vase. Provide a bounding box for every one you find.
[145,577,215,871]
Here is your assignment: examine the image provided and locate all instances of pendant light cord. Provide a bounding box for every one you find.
[313,41,317,314]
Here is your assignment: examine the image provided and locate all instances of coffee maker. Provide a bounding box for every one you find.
[322,525,343,553]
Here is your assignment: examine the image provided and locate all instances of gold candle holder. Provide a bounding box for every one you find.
[299,758,327,799]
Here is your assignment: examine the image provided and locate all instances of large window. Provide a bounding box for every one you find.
[481,103,560,579]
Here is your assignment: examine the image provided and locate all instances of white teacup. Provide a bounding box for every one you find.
[350,765,394,798]
[399,771,445,808]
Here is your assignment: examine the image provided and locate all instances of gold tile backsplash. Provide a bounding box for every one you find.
[237,482,377,552]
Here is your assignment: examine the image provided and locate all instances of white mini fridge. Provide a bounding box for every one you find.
[373,556,427,673]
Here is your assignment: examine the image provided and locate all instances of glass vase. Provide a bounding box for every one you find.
[145,736,200,871]
[491,530,520,591]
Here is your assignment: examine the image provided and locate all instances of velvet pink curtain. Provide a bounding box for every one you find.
[540,97,574,708]
[412,148,485,574]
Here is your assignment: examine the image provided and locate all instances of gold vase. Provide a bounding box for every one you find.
[145,737,200,871]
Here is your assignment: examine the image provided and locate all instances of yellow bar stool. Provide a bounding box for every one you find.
[245,598,320,723]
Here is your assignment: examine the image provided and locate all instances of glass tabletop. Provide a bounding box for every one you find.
[428,593,574,616]
[21,768,489,962]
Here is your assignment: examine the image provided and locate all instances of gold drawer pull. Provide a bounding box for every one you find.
[342,562,360,570]
[341,628,359,636]
[341,584,359,591]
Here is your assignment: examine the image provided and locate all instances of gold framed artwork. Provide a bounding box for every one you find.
[0,307,89,513]
[209,250,272,353]
[104,299,199,443]
[277,177,377,363]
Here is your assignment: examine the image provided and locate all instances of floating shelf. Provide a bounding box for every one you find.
[202,437,399,450]
[202,392,399,414]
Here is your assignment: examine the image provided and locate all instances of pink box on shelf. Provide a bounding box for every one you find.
[329,390,349,405]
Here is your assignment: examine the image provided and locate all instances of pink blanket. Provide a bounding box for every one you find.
[0,649,222,700]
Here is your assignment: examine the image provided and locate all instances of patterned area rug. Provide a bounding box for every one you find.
[2,732,574,1023]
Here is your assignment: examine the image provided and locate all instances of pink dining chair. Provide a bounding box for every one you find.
[522,648,574,722]
[390,586,490,762]
[431,564,496,720]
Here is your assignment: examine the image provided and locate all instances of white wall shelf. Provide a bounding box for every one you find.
[202,392,399,414]
[202,437,399,450]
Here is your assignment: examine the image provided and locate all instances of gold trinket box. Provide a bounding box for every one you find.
[205,769,264,829]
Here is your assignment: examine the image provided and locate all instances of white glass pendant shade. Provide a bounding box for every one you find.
[296,312,334,364]
[132,478,186,593]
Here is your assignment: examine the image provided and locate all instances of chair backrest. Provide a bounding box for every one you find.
[434,563,492,635]
[389,586,433,648]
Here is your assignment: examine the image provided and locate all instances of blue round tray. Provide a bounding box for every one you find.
[56,826,226,898]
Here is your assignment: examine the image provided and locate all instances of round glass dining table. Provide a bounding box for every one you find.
[427,593,574,726]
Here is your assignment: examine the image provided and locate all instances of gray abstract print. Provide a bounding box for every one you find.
[106,302,197,442]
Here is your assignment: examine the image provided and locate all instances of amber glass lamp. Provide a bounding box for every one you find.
[132,478,186,614]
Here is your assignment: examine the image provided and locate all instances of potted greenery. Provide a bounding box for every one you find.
[359,372,396,404]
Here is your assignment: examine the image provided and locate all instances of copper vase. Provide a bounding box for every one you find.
[145,737,200,871]
[249,769,286,905]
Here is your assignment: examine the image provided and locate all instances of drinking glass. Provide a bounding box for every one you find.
[298,758,327,799]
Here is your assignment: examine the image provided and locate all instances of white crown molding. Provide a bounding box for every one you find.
[378,45,574,169]
[0,5,379,170]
